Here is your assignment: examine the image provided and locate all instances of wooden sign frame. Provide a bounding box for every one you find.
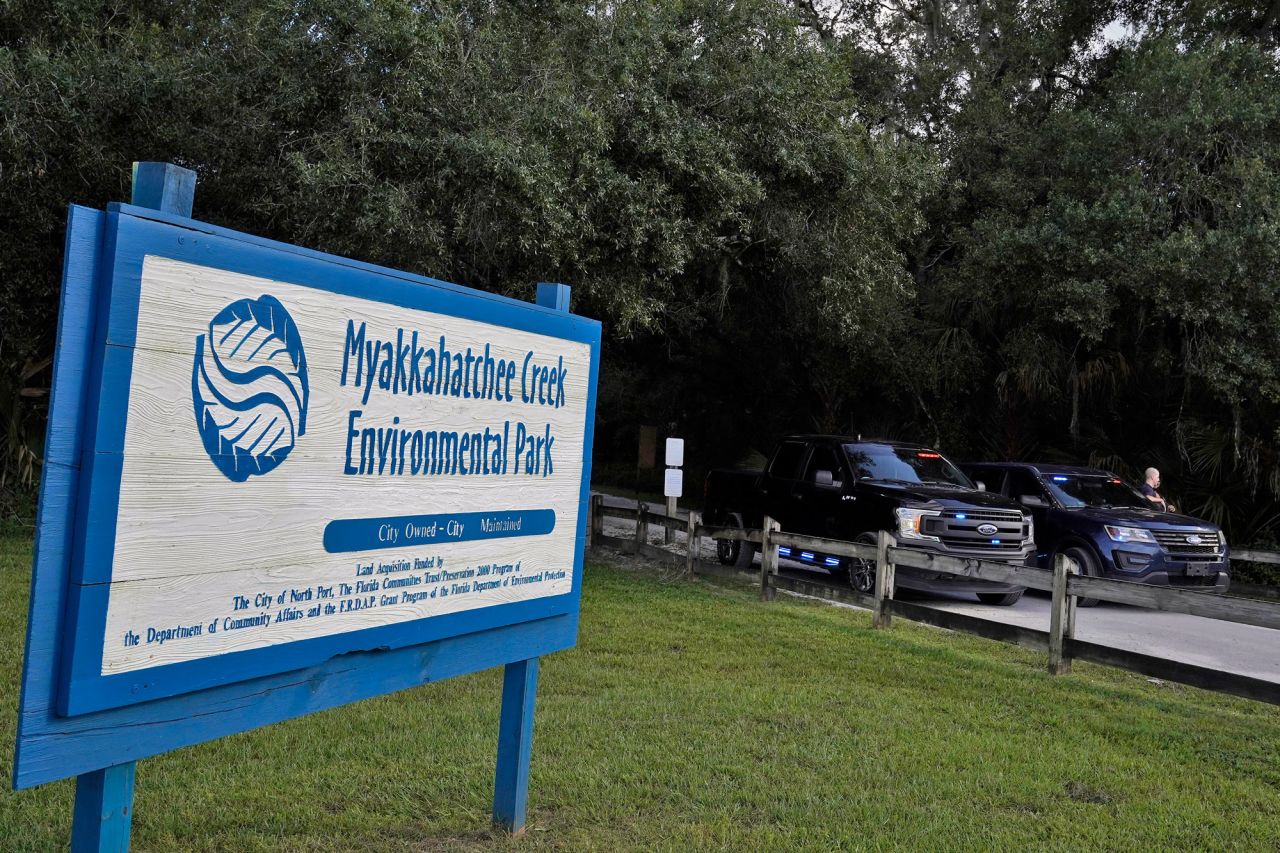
[12,164,599,849]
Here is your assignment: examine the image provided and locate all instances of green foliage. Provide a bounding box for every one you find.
[825,2,1280,548]
[5,1,1280,553]
[0,0,930,490]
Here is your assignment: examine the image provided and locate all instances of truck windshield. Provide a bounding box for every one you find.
[1041,475,1149,509]
[843,444,973,488]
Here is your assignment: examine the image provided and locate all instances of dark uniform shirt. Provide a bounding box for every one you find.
[1138,483,1166,510]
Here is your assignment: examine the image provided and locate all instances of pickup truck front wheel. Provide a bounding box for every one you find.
[715,515,756,569]
[847,532,879,593]
[977,591,1024,606]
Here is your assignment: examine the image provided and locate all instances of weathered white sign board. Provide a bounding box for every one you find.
[665,437,684,468]
[664,467,683,498]
[98,257,588,675]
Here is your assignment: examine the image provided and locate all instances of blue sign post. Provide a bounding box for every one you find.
[13,164,599,850]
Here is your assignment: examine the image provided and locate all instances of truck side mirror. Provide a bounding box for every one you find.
[814,470,840,489]
[975,480,986,492]
[1020,494,1047,508]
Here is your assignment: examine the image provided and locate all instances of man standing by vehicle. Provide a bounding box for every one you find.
[1139,467,1176,513]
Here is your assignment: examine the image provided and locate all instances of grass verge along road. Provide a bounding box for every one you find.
[2,534,1278,850]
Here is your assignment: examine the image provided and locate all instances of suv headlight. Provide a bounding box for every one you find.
[895,507,941,541]
[1105,525,1156,544]
[1218,531,1228,549]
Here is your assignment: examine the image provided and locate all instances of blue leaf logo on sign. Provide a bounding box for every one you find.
[192,294,309,481]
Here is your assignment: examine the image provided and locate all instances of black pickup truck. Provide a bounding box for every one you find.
[703,436,1035,605]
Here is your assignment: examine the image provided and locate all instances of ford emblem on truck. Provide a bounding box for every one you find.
[977,523,999,535]
[1186,534,1203,545]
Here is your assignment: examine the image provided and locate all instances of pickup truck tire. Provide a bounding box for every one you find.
[846,532,879,594]
[977,591,1024,606]
[715,514,756,569]
[1063,545,1102,607]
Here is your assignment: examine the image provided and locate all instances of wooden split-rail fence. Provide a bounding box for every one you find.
[587,495,1280,706]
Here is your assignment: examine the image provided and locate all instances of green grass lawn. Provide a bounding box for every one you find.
[2,535,1279,851]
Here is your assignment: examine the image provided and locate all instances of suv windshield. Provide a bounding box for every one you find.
[1042,475,1149,509]
[843,444,973,488]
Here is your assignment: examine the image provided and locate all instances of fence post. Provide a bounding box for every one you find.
[885,533,897,603]
[591,491,606,545]
[665,496,677,545]
[1049,554,1079,675]
[633,501,647,555]
[759,517,779,602]
[873,531,896,628]
[1066,564,1079,644]
[685,510,700,578]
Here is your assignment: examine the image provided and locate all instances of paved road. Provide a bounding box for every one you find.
[595,495,1280,685]
[925,588,1280,682]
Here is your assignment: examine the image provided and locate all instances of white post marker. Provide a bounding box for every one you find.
[665,437,684,469]
[663,468,684,499]
[663,437,684,543]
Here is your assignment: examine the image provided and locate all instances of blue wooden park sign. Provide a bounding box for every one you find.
[12,163,600,850]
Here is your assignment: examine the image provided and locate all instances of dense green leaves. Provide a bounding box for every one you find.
[0,0,927,496]
[892,7,1280,542]
[4,1,1280,552]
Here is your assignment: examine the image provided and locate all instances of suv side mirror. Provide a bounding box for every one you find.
[1019,494,1047,508]
[814,470,841,489]
[975,480,986,492]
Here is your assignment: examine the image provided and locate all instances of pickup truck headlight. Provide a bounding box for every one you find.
[895,507,941,541]
[1218,531,1228,549]
[1105,525,1156,544]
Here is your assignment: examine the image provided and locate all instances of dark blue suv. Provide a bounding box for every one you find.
[961,463,1230,604]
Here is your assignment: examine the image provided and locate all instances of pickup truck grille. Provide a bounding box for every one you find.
[943,540,1026,553]
[942,510,1019,523]
[924,509,1028,552]
[1152,529,1223,559]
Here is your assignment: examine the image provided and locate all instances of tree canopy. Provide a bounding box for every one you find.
[3,1,1280,558]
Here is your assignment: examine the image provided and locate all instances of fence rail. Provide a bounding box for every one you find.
[587,495,1280,706]
[1231,548,1280,565]
[887,545,1056,592]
